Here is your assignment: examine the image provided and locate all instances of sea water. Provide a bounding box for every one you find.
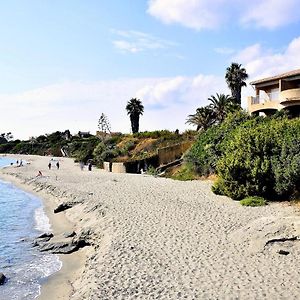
[0,157,61,299]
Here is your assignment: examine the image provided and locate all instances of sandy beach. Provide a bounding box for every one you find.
[1,154,300,299]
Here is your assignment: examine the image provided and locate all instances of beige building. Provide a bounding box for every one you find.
[247,69,300,116]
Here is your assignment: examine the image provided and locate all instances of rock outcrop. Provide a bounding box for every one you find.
[0,273,6,285]
[33,230,91,254]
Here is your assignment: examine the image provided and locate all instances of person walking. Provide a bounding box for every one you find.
[56,161,60,170]
[48,162,51,170]
[88,162,92,171]
[80,161,84,171]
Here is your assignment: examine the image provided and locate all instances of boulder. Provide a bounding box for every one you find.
[54,199,83,213]
[54,202,74,213]
[0,273,6,285]
[37,232,54,239]
[63,231,76,238]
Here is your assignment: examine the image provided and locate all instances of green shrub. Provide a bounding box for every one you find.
[186,111,251,176]
[240,196,267,207]
[171,163,197,181]
[146,166,158,176]
[213,117,300,200]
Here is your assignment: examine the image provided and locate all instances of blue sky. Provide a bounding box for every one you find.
[1,0,300,139]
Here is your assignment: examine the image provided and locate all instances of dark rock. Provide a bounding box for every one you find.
[39,241,79,254]
[278,249,290,255]
[37,236,90,254]
[37,233,54,239]
[54,202,74,213]
[33,232,54,245]
[0,273,6,285]
[63,231,76,238]
[54,199,83,213]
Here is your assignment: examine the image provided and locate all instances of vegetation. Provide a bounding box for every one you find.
[186,93,239,132]
[186,111,251,176]
[186,107,215,131]
[240,197,267,207]
[126,98,144,133]
[213,116,300,200]
[97,113,111,140]
[225,62,248,106]
[187,113,300,201]
[208,93,238,123]
[170,163,198,181]
[146,166,158,176]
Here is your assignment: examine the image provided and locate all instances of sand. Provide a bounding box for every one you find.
[1,154,300,299]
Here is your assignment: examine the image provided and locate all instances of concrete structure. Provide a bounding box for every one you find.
[103,141,193,174]
[111,162,126,173]
[247,69,300,116]
[158,142,193,166]
[103,162,112,172]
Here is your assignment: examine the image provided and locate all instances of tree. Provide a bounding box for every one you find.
[98,113,111,140]
[208,93,236,123]
[126,98,144,133]
[186,106,215,131]
[225,63,248,106]
[0,132,13,144]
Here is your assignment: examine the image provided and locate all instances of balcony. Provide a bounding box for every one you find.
[251,91,280,105]
[280,88,300,103]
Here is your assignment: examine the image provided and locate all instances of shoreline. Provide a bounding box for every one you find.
[1,154,300,299]
[0,155,86,300]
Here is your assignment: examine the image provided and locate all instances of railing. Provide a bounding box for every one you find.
[251,91,279,105]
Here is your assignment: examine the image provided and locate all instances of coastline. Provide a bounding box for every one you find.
[0,156,86,300]
[1,154,300,299]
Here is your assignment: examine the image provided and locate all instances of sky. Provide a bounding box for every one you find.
[1,0,300,139]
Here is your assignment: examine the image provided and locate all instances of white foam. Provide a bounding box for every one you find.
[34,206,62,298]
[34,206,52,232]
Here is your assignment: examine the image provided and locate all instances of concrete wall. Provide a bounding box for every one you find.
[111,162,126,173]
[103,161,111,172]
[158,142,193,166]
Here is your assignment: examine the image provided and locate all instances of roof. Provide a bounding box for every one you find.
[250,69,300,85]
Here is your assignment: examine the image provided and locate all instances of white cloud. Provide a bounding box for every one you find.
[232,36,300,106]
[232,44,262,64]
[0,75,229,139]
[112,29,177,53]
[147,0,300,30]
[233,37,300,80]
[241,0,300,29]
[147,0,227,30]
[5,36,300,140]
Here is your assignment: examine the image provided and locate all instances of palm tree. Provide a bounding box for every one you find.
[126,98,144,133]
[186,106,215,131]
[208,93,236,123]
[225,63,248,106]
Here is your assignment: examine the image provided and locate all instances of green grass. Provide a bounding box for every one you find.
[171,164,197,181]
[146,166,158,176]
[240,196,267,207]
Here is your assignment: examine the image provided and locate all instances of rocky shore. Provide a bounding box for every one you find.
[1,154,300,299]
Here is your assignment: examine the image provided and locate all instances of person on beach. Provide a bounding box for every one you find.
[88,162,92,171]
[56,161,60,170]
[80,161,84,171]
[48,162,51,170]
[36,170,43,177]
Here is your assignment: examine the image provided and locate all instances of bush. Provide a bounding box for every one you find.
[171,163,197,181]
[240,196,267,207]
[146,166,158,176]
[186,111,251,176]
[213,117,300,200]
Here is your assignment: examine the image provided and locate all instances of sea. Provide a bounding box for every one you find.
[0,157,61,299]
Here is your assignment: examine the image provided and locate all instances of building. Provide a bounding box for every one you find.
[247,69,300,117]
